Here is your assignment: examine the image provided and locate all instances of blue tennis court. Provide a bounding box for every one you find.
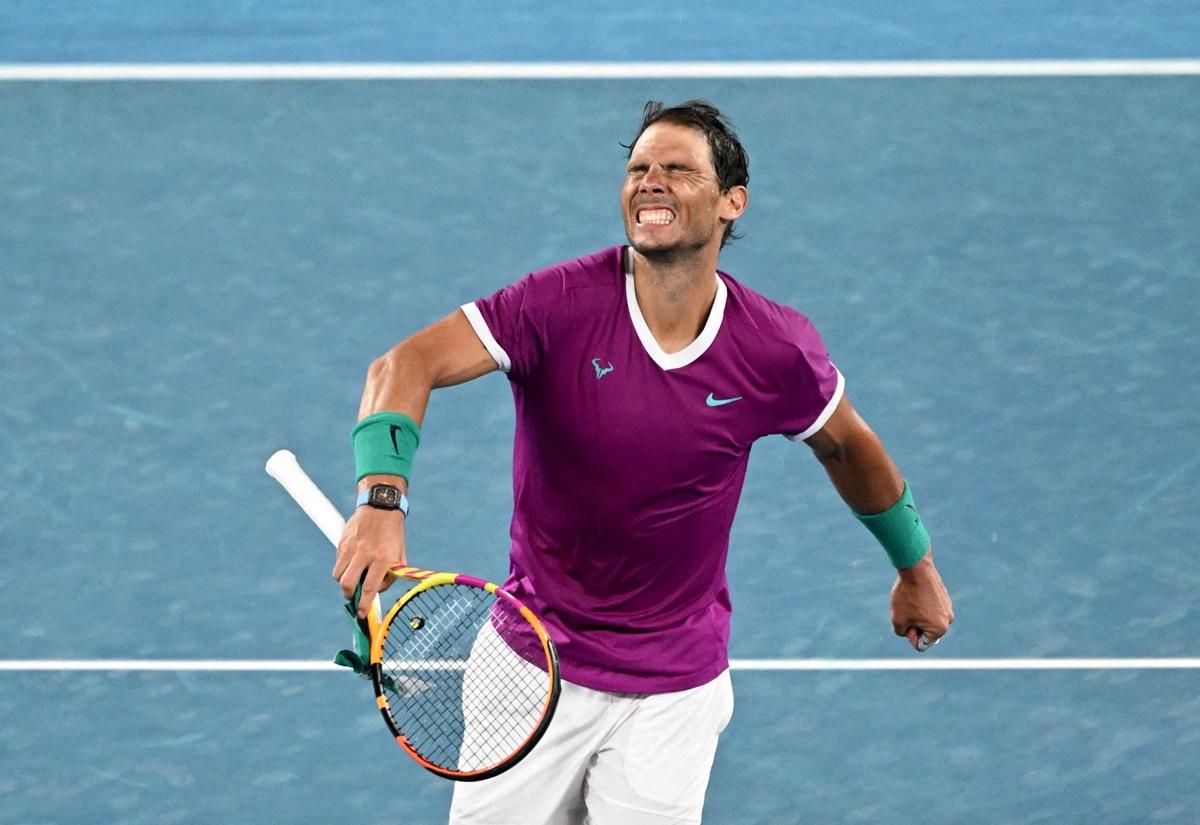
[2,5,1198,823]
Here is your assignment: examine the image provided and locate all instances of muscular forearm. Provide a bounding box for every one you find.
[812,419,904,515]
[353,345,432,494]
[358,342,436,425]
[339,310,495,613]
[359,310,497,422]
[807,398,951,645]
[817,423,935,573]
[354,310,497,495]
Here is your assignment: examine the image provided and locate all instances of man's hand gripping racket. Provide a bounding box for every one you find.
[265,449,561,781]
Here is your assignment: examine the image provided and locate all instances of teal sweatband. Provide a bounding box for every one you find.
[351,411,421,482]
[854,482,931,569]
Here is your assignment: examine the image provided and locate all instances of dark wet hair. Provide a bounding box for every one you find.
[625,100,750,247]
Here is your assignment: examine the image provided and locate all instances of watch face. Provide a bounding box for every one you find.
[371,486,399,507]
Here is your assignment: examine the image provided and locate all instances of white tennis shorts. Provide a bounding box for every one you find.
[449,668,734,825]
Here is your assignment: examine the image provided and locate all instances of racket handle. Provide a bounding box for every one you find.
[265,449,346,547]
[266,449,386,625]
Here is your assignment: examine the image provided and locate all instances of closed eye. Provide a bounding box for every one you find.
[627,163,695,176]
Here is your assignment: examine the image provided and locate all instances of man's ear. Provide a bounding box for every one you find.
[720,185,749,222]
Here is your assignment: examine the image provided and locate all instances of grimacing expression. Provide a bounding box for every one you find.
[622,122,745,259]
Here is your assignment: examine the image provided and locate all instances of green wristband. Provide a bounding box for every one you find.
[854,482,931,569]
[351,411,421,482]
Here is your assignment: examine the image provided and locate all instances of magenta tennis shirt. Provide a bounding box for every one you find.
[462,246,843,693]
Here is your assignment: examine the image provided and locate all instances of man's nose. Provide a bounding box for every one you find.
[638,165,667,193]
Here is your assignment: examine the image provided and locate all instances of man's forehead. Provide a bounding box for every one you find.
[629,122,713,165]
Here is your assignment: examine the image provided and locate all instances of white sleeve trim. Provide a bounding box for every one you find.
[459,302,512,373]
[785,368,846,442]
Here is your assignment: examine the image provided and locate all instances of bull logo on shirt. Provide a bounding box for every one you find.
[591,358,615,380]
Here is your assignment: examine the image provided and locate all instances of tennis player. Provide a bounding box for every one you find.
[334,100,954,824]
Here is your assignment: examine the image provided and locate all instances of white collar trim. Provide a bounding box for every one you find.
[623,247,727,371]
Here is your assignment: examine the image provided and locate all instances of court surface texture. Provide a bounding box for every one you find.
[2,4,1198,823]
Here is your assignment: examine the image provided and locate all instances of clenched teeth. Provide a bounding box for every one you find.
[636,208,675,225]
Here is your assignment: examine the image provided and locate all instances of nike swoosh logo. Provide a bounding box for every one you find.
[706,393,743,407]
[389,424,403,455]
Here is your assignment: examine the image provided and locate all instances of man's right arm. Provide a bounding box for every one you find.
[333,308,497,617]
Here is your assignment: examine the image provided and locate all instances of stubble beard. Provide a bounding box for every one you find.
[625,224,712,267]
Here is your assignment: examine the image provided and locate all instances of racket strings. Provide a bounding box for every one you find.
[379,583,552,773]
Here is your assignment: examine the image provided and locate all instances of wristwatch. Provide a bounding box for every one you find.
[356,484,409,516]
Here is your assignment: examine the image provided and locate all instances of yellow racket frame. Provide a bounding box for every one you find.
[367,565,561,780]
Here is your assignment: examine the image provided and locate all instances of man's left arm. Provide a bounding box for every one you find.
[804,395,955,650]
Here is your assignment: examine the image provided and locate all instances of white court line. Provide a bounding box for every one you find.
[1,658,1198,672]
[731,658,1200,671]
[0,60,1198,81]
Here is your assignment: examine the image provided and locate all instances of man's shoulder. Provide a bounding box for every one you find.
[719,269,820,346]
[524,245,623,292]
[482,246,622,325]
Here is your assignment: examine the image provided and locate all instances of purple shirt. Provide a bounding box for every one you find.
[462,246,843,693]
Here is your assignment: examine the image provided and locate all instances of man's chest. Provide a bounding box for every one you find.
[520,321,774,480]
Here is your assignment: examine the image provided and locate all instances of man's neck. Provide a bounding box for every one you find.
[627,245,721,354]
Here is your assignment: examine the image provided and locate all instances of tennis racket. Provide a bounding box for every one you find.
[265,449,561,781]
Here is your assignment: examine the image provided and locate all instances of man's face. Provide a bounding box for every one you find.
[622,122,745,261]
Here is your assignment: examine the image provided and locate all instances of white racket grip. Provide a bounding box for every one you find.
[267,450,384,623]
[266,448,385,627]
[265,449,346,547]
